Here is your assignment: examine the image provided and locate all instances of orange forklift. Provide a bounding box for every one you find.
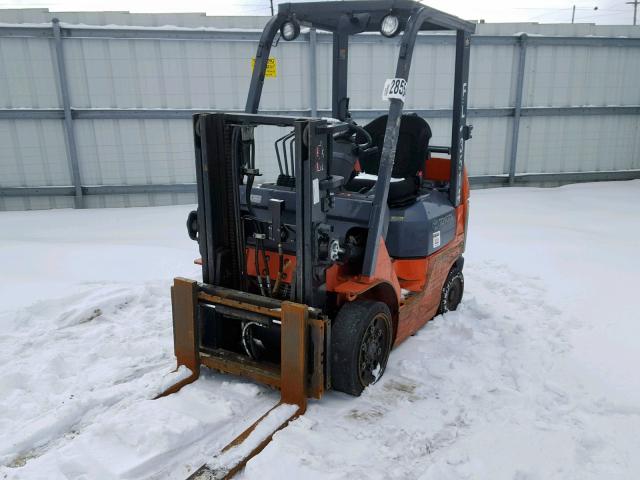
[160,2,474,477]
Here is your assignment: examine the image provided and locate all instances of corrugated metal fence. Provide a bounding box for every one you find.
[0,14,639,210]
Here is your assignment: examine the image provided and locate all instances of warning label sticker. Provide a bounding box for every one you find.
[432,230,441,249]
[251,57,277,78]
[312,178,320,205]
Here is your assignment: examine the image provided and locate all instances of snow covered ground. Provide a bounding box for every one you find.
[1,181,639,479]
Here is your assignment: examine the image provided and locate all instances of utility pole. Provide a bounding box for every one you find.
[571,5,598,24]
[270,0,274,16]
[627,0,639,25]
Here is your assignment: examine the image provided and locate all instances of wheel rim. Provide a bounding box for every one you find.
[358,313,390,387]
[446,278,462,310]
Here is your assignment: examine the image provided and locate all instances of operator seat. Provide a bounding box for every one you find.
[346,114,432,207]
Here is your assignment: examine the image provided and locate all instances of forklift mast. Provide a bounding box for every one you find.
[193,113,339,307]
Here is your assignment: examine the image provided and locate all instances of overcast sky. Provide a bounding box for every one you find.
[0,0,637,25]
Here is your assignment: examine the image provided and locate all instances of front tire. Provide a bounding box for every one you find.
[330,300,392,396]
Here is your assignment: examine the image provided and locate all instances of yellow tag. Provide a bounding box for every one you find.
[251,57,277,78]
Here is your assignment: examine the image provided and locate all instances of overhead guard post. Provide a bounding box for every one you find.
[449,29,471,206]
[361,8,426,277]
[245,15,283,114]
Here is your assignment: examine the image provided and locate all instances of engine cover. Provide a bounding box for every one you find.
[385,189,456,258]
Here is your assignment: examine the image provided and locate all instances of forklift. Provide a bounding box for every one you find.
[159,2,475,477]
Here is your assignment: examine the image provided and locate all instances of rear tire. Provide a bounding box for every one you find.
[438,268,464,314]
[330,300,392,396]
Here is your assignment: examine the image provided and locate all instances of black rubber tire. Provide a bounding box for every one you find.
[330,300,393,396]
[186,210,198,241]
[438,269,464,314]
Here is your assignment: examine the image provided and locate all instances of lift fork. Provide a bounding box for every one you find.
[156,278,328,479]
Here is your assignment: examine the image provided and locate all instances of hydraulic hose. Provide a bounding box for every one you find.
[254,242,266,297]
[272,242,284,296]
[241,321,265,360]
[260,238,272,296]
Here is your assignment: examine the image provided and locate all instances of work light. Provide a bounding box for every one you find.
[281,18,300,41]
[380,14,400,37]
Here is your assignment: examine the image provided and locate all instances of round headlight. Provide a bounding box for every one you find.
[380,14,400,38]
[281,19,300,41]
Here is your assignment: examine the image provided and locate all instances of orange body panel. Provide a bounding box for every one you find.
[423,156,452,182]
[393,228,465,345]
[393,257,429,291]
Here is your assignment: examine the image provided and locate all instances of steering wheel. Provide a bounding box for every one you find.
[334,122,372,149]
[350,123,373,149]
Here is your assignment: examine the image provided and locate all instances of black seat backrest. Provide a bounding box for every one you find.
[357,114,432,178]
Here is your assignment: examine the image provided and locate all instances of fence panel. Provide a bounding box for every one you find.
[0,16,638,210]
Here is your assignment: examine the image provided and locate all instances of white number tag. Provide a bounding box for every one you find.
[382,78,407,102]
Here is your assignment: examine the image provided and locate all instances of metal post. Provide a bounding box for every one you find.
[449,30,471,207]
[626,0,639,25]
[571,5,576,23]
[331,30,349,120]
[361,8,427,277]
[245,15,281,114]
[309,28,318,117]
[508,33,527,185]
[294,120,305,303]
[52,18,83,208]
